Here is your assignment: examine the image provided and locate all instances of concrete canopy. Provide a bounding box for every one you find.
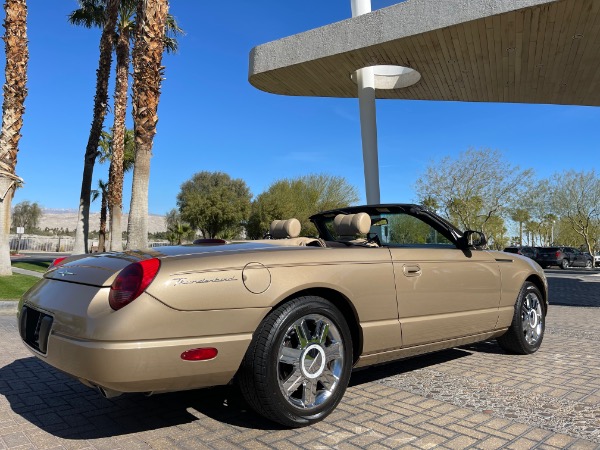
[249,0,600,106]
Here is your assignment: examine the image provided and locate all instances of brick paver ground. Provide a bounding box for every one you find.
[0,272,598,449]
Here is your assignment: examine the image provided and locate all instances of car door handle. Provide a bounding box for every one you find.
[403,264,422,277]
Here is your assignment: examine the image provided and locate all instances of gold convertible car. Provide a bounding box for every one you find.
[18,204,548,427]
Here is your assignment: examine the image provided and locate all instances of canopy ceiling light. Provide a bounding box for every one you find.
[350,65,421,90]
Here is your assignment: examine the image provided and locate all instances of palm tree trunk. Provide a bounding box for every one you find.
[127,0,168,250]
[0,177,16,275]
[0,0,28,276]
[98,188,108,252]
[73,0,120,255]
[108,27,130,252]
[519,221,523,246]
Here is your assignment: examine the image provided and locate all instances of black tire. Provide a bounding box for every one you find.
[238,296,353,427]
[585,260,593,269]
[560,259,569,269]
[497,282,545,354]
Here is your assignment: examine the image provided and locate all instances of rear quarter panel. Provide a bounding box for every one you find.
[147,245,402,354]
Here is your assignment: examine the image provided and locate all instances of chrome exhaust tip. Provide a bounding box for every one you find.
[98,386,123,399]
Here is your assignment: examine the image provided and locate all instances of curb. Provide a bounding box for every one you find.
[0,301,18,315]
[12,267,43,278]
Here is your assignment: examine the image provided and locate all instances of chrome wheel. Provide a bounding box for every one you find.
[239,296,352,426]
[521,291,543,346]
[497,282,545,354]
[277,314,344,410]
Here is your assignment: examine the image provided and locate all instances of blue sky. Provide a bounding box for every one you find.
[7,1,600,215]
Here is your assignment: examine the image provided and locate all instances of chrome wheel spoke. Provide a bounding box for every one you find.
[532,329,538,340]
[282,367,304,394]
[324,342,342,362]
[279,347,302,366]
[302,379,318,406]
[316,320,329,345]
[319,368,338,391]
[530,329,538,343]
[295,321,311,347]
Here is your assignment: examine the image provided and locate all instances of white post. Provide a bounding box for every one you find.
[351,0,371,16]
[356,67,380,204]
[351,0,380,205]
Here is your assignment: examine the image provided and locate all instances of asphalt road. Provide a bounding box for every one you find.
[544,269,600,308]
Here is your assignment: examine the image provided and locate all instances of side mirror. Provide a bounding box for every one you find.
[462,230,487,249]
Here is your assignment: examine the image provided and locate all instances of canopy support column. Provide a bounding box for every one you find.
[351,0,380,205]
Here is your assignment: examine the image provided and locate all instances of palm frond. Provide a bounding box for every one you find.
[68,0,107,28]
[164,14,184,54]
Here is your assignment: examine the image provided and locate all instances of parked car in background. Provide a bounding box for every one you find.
[535,246,593,269]
[595,253,600,268]
[503,246,538,260]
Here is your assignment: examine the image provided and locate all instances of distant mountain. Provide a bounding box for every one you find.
[39,210,167,233]
[41,208,78,214]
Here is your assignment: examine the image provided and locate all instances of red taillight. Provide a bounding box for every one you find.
[50,257,68,268]
[181,348,218,361]
[109,258,160,311]
[556,251,560,258]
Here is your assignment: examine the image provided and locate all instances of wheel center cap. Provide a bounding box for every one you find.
[301,344,326,379]
[528,310,538,328]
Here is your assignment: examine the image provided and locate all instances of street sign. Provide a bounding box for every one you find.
[16,227,24,234]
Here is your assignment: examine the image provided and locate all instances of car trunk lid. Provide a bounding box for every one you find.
[43,243,278,287]
[44,252,152,287]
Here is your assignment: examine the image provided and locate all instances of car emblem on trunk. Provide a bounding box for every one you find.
[56,268,75,277]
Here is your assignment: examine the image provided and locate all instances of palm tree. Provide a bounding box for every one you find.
[165,208,193,244]
[544,213,558,246]
[98,128,135,172]
[127,0,169,250]
[71,0,120,255]
[511,208,531,247]
[70,0,181,253]
[106,0,133,253]
[91,179,108,252]
[98,128,135,250]
[0,0,28,276]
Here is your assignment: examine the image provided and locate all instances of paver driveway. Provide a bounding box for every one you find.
[0,272,599,449]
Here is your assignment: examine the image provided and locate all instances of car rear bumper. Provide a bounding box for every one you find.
[23,322,252,394]
[18,278,267,395]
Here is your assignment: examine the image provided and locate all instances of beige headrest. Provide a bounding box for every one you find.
[270,218,301,238]
[333,213,371,236]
